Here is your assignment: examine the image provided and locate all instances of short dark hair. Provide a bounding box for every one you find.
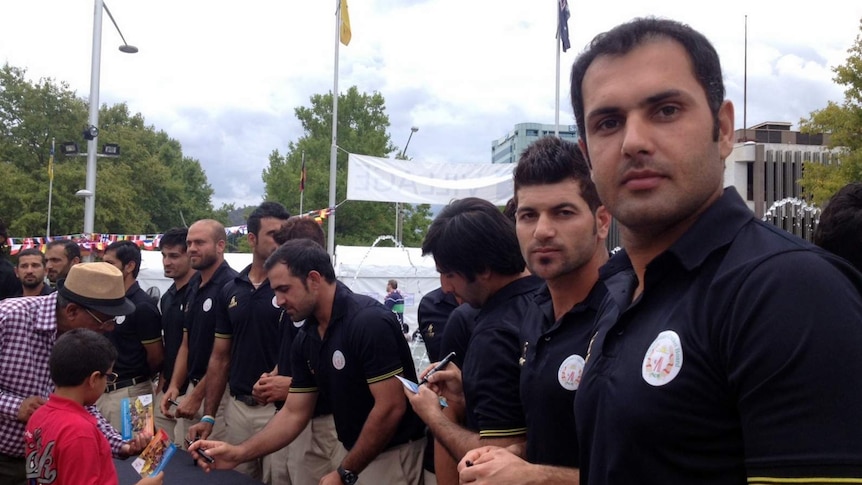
[247,202,290,237]
[422,197,525,281]
[46,240,81,261]
[274,216,326,248]
[160,227,188,252]
[265,238,336,286]
[50,328,117,387]
[105,240,142,278]
[815,182,862,273]
[388,279,398,289]
[513,136,601,212]
[570,17,725,144]
[16,248,45,266]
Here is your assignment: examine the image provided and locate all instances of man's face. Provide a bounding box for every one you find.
[102,250,133,280]
[60,304,117,334]
[516,180,608,282]
[268,263,318,322]
[580,38,734,235]
[438,270,484,308]
[15,255,46,289]
[187,224,220,271]
[161,244,192,280]
[250,217,284,261]
[45,246,76,283]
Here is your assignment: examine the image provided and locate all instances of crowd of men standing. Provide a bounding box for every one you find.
[2,15,862,485]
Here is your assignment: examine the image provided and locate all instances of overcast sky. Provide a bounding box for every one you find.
[2,1,861,208]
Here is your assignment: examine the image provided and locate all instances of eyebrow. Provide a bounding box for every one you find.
[586,89,685,120]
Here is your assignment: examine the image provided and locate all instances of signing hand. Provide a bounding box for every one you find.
[187,439,241,472]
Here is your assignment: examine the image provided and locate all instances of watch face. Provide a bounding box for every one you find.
[339,467,358,485]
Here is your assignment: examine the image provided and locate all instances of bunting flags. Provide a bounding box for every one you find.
[340,0,352,46]
[558,0,571,52]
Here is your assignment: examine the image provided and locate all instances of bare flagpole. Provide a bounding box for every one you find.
[300,150,305,214]
[555,0,561,137]
[47,137,55,237]
[327,0,341,257]
[743,14,748,140]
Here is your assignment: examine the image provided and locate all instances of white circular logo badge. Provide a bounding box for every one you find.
[202,297,212,312]
[115,315,126,324]
[293,318,305,328]
[557,354,585,391]
[332,350,346,370]
[271,296,279,308]
[642,330,683,386]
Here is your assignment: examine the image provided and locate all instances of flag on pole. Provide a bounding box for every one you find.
[300,157,307,192]
[340,0,352,46]
[558,0,571,52]
[48,143,55,182]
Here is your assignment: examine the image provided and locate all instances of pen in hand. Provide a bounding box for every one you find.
[185,438,215,463]
[419,351,456,386]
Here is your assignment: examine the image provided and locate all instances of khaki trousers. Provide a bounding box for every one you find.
[356,438,426,485]
[286,413,345,485]
[226,397,289,484]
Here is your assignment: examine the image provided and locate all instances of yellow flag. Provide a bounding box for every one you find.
[340,0,351,46]
[48,147,54,182]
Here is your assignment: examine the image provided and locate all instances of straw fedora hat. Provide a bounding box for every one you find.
[57,262,135,316]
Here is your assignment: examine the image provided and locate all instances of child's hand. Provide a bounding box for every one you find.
[137,471,164,484]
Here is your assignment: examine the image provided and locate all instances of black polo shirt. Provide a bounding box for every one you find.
[519,282,605,467]
[459,275,540,437]
[160,281,190,394]
[575,188,862,484]
[0,259,19,301]
[184,261,238,382]
[214,265,283,396]
[106,282,163,380]
[439,304,479,370]
[12,284,55,297]
[275,316,332,416]
[418,288,459,362]
[289,281,425,450]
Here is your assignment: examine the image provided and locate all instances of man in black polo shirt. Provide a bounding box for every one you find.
[190,239,426,485]
[154,227,194,442]
[459,138,610,483]
[160,219,238,443]
[407,197,540,482]
[44,240,81,287]
[13,248,54,297]
[416,287,458,363]
[187,202,289,483]
[96,240,164,430]
[558,18,862,485]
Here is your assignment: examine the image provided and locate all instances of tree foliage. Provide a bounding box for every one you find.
[0,63,217,238]
[262,86,432,247]
[799,19,862,206]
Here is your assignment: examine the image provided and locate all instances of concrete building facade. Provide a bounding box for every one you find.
[491,122,579,164]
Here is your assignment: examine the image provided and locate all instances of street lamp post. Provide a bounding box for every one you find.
[395,126,419,245]
[83,0,137,256]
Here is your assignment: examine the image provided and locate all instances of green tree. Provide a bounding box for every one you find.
[799,19,862,206]
[0,63,217,238]
[262,86,432,247]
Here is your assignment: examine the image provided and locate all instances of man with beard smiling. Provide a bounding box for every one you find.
[160,219,237,443]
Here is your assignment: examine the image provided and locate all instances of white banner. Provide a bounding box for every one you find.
[347,154,514,205]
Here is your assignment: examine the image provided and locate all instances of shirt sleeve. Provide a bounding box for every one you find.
[87,404,125,457]
[135,300,163,345]
[288,332,317,393]
[213,285,233,338]
[351,307,405,383]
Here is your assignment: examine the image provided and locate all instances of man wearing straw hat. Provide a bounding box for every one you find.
[0,262,149,484]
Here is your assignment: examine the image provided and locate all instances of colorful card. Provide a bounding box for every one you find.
[121,394,154,440]
[132,428,177,478]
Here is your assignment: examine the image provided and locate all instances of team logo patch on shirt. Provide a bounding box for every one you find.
[203,297,213,312]
[558,354,585,390]
[642,330,683,386]
[271,296,279,308]
[116,315,126,324]
[294,318,305,328]
[228,295,238,309]
[332,350,346,370]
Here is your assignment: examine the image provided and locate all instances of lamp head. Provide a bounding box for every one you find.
[119,44,138,54]
[82,125,99,141]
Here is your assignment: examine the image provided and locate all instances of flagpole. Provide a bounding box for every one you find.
[300,150,305,214]
[555,9,561,138]
[327,0,341,257]
[47,137,55,237]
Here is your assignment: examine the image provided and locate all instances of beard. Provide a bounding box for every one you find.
[192,252,218,271]
[21,277,42,289]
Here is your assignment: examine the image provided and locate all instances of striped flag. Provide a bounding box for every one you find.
[340,0,352,46]
[300,157,306,192]
[558,0,571,52]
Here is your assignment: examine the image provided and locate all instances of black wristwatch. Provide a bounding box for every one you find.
[337,465,358,485]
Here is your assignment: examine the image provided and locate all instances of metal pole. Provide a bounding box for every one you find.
[554,0,561,137]
[300,151,305,214]
[83,0,104,260]
[47,137,55,237]
[327,0,340,257]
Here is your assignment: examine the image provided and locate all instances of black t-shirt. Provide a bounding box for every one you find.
[459,275,541,436]
[417,288,459,362]
[214,266,283,396]
[106,282,163,380]
[0,259,21,301]
[576,188,862,484]
[184,261,238,381]
[160,282,190,393]
[519,282,605,467]
[289,282,425,450]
